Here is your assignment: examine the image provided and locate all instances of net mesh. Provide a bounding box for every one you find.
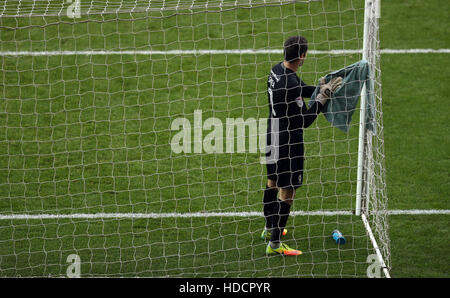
[0,0,389,277]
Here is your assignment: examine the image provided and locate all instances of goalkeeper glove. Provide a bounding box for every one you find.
[316,76,343,105]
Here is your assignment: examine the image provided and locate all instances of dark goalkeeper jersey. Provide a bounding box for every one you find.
[266,62,323,145]
[265,62,323,187]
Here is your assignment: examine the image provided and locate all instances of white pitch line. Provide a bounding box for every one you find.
[0,49,449,56]
[0,211,349,220]
[380,49,450,54]
[0,209,448,220]
[387,209,450,215]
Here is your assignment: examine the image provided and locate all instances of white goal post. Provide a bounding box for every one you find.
[0,0,390,278]
[356,0,390,278]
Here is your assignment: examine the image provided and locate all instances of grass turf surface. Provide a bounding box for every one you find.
[0,0,449,277]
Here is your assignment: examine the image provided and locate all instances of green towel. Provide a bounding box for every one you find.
[309,60,376,133]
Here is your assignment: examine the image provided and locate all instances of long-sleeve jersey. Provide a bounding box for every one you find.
[267,62,323,146]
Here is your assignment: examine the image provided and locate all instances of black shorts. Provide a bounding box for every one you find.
[266,142,304,189]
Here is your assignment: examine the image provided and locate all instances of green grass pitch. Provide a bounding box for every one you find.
[0,0,448,277]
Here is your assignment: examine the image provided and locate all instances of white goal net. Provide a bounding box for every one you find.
[0,0,389,277]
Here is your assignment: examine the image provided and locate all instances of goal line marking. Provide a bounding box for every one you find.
[0,49,449,56]
[0,209,448,220]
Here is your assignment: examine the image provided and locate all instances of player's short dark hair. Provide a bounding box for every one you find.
[283,36,308,62]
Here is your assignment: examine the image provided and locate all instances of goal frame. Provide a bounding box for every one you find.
[356,0,390,278]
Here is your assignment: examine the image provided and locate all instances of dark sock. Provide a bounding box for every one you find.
[270,199,291,244]
[263,185,278,230]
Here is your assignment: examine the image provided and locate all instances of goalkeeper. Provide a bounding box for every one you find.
[262,36,342,256]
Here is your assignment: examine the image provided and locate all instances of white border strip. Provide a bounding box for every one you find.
[0,49,449,56]
[0,209,448,220]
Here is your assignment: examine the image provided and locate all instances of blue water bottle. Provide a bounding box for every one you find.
[332,230,346,245]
